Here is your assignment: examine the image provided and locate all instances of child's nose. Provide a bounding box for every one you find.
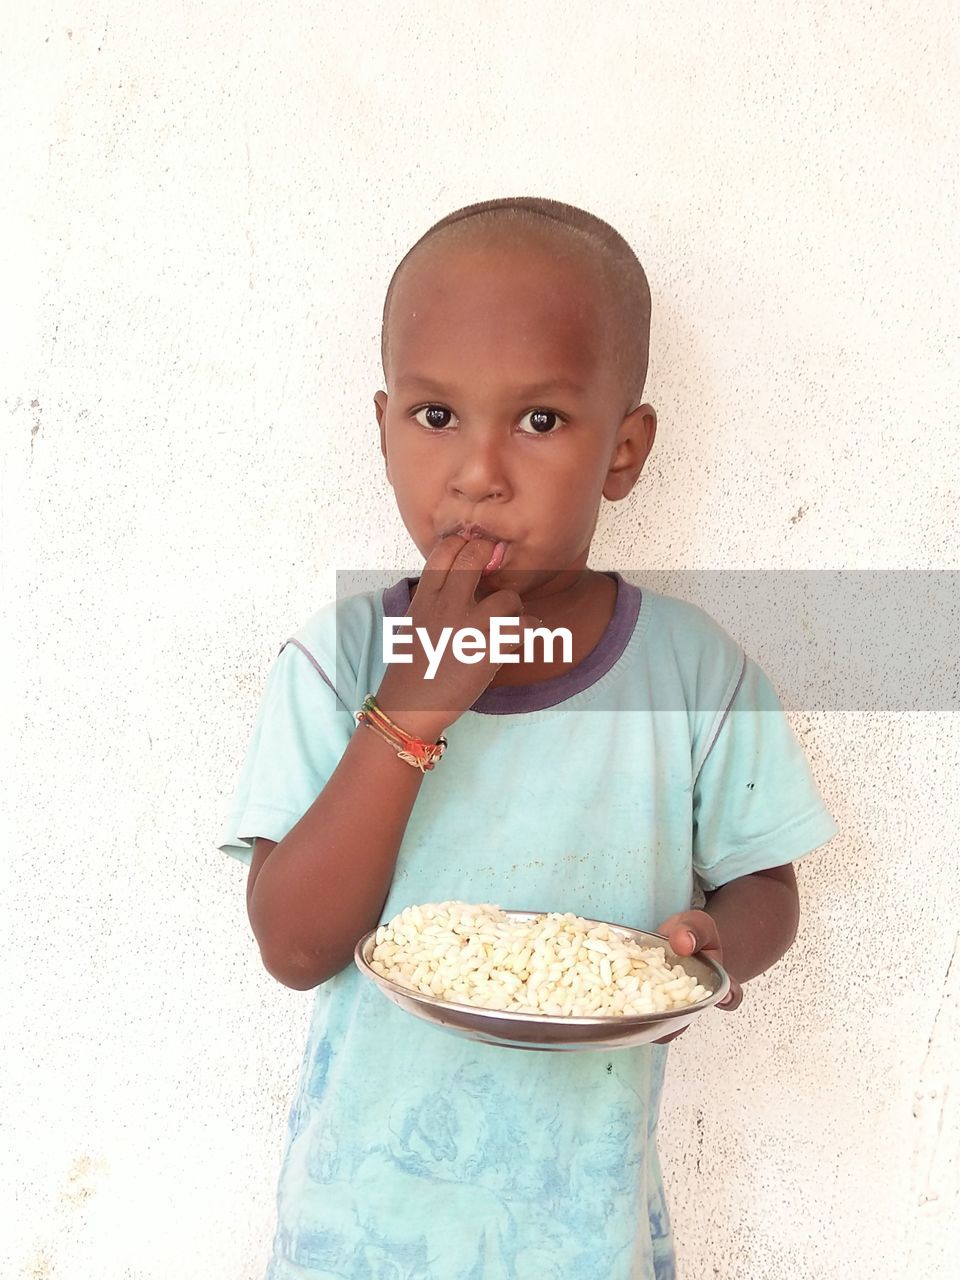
[448,434,509,502]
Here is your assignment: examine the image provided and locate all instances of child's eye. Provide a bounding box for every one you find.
[413,405,456,430]
[518,408,565,435]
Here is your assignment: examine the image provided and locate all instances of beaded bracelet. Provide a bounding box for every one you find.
[355,694,448,773]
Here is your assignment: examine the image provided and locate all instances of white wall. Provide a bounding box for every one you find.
[4,2,958,1276]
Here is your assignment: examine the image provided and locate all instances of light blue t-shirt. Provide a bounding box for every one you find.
[217,571,838,1280]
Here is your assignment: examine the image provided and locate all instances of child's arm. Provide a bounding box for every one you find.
[700,862,799,982]
[246,533,540,991]
[246,695,450,990]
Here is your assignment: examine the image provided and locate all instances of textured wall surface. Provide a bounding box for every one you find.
[4,2,959,1277]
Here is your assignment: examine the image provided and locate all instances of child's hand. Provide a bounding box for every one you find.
[376,533,542,736]
[649,909,743,1044]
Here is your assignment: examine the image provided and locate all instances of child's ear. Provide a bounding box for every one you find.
[602,403,657,501]
[374,392,391,483]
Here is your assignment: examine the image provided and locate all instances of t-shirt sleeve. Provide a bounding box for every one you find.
[215,639,356,868]
[691,655,839,891]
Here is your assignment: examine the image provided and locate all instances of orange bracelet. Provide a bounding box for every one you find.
[355,694,448,773]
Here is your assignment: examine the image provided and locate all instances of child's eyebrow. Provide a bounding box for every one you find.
[396,374,586,397]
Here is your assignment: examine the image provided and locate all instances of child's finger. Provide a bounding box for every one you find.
[446,536,506,606]
[417,534,500,607]
[485,614,544,659]
[716,979,743,1012]
[414,532,478,597]
[659,911,721,959]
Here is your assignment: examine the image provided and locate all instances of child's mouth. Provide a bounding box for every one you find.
[481,540,508,574]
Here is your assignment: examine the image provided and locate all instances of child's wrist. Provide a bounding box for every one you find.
[366,691,451,752]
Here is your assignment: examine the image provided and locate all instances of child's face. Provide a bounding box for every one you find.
[374,233,656,597]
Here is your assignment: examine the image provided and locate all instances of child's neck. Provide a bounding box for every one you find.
[484,567,617,689]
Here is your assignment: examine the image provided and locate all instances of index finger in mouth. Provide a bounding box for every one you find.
[417,532,500,597]
[450,534,507,574]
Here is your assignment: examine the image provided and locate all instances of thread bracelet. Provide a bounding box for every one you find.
[355,694,448,773]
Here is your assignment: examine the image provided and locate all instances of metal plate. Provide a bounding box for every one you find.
[354,910,730,1051]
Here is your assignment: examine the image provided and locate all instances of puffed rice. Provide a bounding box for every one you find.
[368,902,712,1017]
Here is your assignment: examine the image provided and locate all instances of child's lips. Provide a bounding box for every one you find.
[481,540,508,574]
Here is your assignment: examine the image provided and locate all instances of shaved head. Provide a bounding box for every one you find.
[381,197,652,417]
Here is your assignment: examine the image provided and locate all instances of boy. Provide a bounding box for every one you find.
[218,196,838,1279]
